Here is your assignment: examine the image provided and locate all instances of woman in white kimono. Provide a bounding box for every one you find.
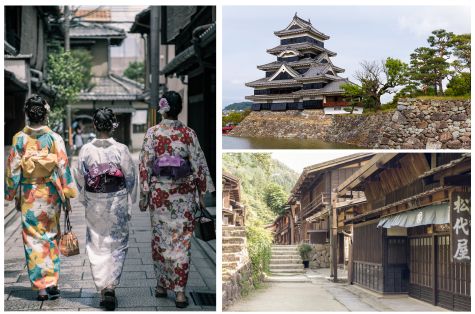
[75,108,137,311]
[139,91,214,308]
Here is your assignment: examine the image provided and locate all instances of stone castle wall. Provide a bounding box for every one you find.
[377,99,470,149]
[229,99,471,149]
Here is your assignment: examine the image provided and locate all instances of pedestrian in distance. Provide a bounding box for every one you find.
[74,108,137,311]
[73,125,84,155]
[139,91,215,308]
[4,95,77,301]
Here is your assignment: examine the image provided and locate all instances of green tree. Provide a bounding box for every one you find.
[47,50,91,128]
[222,109,251,126]
[124,61,145,84]
[451,33,471,74]
[71,48,94,90]
[264,182,288,216]
[409,29,455,95]
[445,72,471,96]
[345,57,408,109]
[427,29,454,94]
[409,47,442,94]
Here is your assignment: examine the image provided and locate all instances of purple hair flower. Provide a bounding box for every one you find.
[158,97,170,114]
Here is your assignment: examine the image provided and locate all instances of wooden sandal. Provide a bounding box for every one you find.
[155,286,167,298]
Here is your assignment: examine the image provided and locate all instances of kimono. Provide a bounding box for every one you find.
[139,119,214,292]
[75,138,137,291]
[4,126,77,290]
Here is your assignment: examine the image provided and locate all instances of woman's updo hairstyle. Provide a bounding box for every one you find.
[93,107,118,132]
[160,91,182,118]
[25,95,49,123]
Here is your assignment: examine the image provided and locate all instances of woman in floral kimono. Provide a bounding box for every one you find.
[139,91,214,308]
[4,95,77,301]
[75,108,137,311]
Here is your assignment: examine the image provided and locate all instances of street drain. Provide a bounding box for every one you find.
[190,292,216,306]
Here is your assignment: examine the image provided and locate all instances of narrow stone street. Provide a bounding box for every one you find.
[4,155,216,311]
[226,268,448,312]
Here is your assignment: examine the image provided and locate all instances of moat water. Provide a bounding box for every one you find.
[223,135,362,149]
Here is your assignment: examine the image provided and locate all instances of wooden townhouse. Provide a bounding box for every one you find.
[275,154,372,266]
[337,153,471,311]
[222,172,245,227]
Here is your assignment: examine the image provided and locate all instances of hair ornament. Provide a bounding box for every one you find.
[158,97,170,114]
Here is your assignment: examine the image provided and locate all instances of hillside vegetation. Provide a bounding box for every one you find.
[223,153,298,224]
[223,153,299,286]
[223,101,253,111]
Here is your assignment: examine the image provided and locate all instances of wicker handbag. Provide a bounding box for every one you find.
[60,209,80,256]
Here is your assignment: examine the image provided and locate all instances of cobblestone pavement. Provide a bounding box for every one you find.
[4,156,216,311]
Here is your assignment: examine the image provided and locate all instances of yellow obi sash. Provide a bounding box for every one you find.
[21,147,58,178]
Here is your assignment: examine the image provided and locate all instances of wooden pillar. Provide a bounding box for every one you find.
[331,190,338,282]
[149,6,160,127]
[348,224,354,285]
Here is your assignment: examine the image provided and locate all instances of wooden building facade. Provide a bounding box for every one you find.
[222,172,245,227]
[275,154,372,253]
[4,6,60,145]
[338,153,471,311]
[130,6,216,182]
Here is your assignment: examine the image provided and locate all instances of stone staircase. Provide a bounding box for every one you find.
[222,226,249,282]
[269,244,305,275]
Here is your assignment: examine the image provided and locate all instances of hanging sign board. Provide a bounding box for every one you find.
[450,191,471,263]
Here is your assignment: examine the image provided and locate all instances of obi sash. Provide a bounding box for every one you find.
[152,155,192,179]
[85,162,125,193]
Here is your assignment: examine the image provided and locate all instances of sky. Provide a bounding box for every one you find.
[222,6,471,108]
[272,151,358,173]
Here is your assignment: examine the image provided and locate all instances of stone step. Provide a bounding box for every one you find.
[223,226,245,230]
[270,258,302,265]
[222,244,243,253]
[222,261,238,269]
[272,251,299,256]
[269,268,305,274]
[222,229,246,237]
[272,246,298,250]
[222,254,240,262]
[272,245,299,248]
[269,263,304,270]
[222,236,246,245]
[265,275,311,283]
[272,254,299,259]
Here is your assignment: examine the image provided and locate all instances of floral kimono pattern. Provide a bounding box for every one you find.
[75,138,137,291]
[4,126,77,290]
[139,119,214,292]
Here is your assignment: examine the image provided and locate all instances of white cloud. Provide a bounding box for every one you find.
[397,7,470,38]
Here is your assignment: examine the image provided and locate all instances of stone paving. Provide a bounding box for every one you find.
[4,156,216,311]
[226,269,447,312]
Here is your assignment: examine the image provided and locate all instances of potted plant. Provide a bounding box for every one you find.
[298,243,313,268]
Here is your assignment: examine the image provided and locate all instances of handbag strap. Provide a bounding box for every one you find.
[63,209,72,233]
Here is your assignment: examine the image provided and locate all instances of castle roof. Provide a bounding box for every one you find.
[257,57,345,73]
[274,13,330,40]
[267,43,336,57]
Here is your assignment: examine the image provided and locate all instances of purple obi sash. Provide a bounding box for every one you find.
[152,155,192,179]
[85,162,125,193]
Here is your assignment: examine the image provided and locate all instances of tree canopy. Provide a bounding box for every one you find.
[124,61,145,84]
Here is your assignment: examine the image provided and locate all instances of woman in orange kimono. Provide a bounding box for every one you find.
[4,95,77,301]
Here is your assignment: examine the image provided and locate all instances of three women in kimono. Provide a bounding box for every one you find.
[4,95,77,301]
[75,108,137,310]
[139,91,215,308]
